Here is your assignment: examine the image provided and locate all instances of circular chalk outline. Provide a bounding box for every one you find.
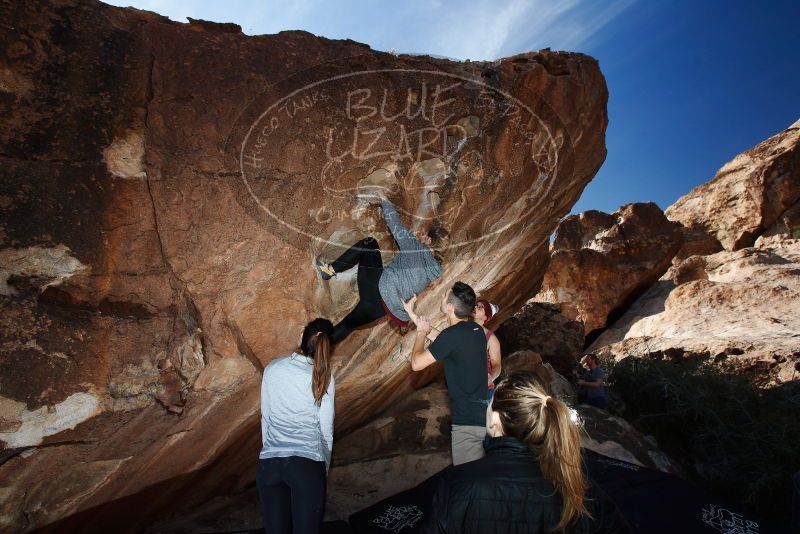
[240,68,562,250]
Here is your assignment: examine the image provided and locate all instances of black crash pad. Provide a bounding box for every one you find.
[347,451,772,534]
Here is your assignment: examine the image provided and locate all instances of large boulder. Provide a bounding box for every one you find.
[590,121,800,385]
[494,302,585,375]
[0,0,608,530]
[576,406,683,475]
[325,384,452,521]
[589,236,800,384]
[500,349,576,402]
[535,202,683,334]
[665,119,800,252]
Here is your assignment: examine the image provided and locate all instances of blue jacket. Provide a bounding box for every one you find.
[259,353,335,469]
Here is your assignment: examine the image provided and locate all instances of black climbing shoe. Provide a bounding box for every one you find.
[316,259,336,280]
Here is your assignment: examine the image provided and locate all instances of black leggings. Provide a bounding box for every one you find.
[331,237,386,343]
[257,456,327,534]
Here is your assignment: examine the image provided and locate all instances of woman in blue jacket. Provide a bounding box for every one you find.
[257,318,335,534]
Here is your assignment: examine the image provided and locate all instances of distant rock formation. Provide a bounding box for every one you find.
[666,119,800,252]
[588,121,800,385]
[535,202,683,335]
[590,233,800,384]
[503,121,800,388]
[0,0,608,530]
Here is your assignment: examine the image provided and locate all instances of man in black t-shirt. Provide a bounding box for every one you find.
[410,281,488,465]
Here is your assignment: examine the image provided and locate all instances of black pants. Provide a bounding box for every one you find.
[256,456,327,534]
[331,237,386,343]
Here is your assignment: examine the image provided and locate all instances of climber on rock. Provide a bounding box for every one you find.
[316,195,447,343]
[408,281,489,465]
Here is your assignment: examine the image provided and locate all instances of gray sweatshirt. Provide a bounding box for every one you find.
[259,353,335,469]
[378,200,443,321]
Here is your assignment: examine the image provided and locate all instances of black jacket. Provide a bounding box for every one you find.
[423,437,631,534]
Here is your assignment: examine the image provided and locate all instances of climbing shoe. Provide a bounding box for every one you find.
[316,259,336,280]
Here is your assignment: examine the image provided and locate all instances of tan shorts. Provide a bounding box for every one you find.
[451,424,486,466]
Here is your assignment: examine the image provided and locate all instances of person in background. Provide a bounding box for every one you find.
[409,282,488,465]
[257,318,335,534]
[473,298,501,396]
[577,353,608,410]
[423,371,630,533]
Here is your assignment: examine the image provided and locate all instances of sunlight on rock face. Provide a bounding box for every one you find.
[103,130,146,179]
[0,245,88,296]
[0,392,101,448]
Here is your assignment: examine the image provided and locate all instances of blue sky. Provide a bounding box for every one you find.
[104,0,800,214]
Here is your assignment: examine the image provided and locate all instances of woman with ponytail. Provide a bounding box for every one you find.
[424,371,630,534]
[257,318,335,534]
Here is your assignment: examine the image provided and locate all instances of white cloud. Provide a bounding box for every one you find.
[420,0,636,60]
[100,0,636,60]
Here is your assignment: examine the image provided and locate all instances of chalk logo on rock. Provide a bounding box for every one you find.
[237,67,563,250]
[372,504,424,532]
[701,504,760,534]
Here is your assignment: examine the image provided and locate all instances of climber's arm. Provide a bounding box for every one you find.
[411,316,437,371]
[381,200,418,249]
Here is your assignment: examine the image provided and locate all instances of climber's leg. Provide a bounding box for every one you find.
[331,297,386,343]
[331,237,386,343]
[329,236,382,273]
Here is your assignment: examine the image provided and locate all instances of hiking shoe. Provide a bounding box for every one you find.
[316,259,336,280]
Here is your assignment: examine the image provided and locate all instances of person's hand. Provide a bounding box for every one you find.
[416,315,432,335]
[403,294,417,313]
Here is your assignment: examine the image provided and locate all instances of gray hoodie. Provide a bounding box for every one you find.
[378,200,443,321]
[259,353,334,469]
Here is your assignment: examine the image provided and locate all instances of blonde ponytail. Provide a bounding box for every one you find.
[493,372,589,531]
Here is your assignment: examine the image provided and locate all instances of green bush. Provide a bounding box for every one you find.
[609,357,799,520]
